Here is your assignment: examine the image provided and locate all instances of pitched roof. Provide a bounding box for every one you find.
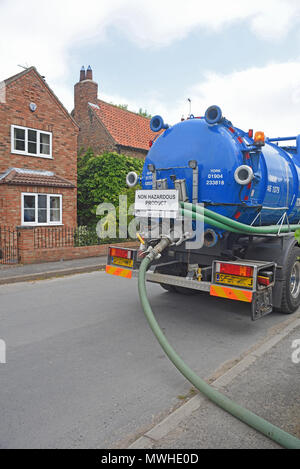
[0,168,75,188]
[3,67,78,129]
[90,100,160,151]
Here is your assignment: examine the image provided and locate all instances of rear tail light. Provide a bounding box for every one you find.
[257,271,273,286]
[110,248,132,259]
[216,263,253,277]
[257,276,270,286]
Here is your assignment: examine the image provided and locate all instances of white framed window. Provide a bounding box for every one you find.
[21,193,62,226]
[11,125,52,158]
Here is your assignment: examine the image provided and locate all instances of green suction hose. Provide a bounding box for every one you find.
[138,253,300,449]
[181,201,300,234]
[181,207,241,234]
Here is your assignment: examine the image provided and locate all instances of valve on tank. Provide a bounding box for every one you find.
[126,171,139,188]
[204,105,223,125]
[150,115,169,133]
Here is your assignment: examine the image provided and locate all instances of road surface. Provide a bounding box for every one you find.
[0,271,294,448]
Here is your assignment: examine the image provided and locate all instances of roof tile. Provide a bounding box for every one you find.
[0,169,75,188]
[92,100,161,150]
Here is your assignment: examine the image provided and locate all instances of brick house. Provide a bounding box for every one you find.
[0,66,79,229]
[73,66,157,159]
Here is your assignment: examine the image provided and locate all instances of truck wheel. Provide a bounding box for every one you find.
[280,246,300,314]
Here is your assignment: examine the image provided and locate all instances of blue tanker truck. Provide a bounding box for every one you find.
[106,105,300,321]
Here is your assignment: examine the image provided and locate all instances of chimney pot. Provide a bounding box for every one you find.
[80,66,86,82]
[86,65,93,80]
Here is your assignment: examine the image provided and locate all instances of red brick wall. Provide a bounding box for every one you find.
[0,68,79,227]
[73,78,147,159]
[0,185,77,228]
[118,145,147,160]
[0,69,78,184]
[77,105,116,155]
[17,227,138,264]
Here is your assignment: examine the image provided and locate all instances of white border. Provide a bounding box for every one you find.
[21,193,62,226]
[11,125,53,159]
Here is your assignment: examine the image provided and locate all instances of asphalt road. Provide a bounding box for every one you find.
[0,271,295,448]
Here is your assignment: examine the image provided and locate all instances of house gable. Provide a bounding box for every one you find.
[0,67,79,185]
[0,66,78,228]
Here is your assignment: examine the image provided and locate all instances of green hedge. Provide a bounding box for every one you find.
[77,149,144,229]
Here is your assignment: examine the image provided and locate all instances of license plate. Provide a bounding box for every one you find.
[215,273,253,288]
[112,257,133,268]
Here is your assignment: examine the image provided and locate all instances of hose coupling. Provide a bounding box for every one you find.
[146,236,173,261]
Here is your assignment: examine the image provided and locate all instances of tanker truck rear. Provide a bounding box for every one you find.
[106,106,300,320]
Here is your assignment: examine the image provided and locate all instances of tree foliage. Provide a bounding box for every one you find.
[77,150,144,227]
[138,108,152,118]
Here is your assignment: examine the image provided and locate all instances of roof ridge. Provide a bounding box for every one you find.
[3,66,36,86]
[96,99,151,121]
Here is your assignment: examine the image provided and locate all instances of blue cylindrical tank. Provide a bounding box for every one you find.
[142,107,300,229]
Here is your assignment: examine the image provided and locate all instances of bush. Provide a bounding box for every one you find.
[77,150,144,232]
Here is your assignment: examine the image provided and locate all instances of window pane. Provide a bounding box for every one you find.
[37,195,47,223]
[50,197,60,209]
[50,209,60,222]
[38,209,47,223]
[28,142,37,154]
[40,133,50,155]
[38,195,47,209]
[14,128,25,151]
[40,133,50,144]
[14,128,25,140]
[40,144,50,155]
[50,197,61,222]
[27,129,37,154]
[24,209,35,222]
[28,130,37,142]
[24,195,35,209]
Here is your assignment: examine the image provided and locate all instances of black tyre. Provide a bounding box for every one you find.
[279,246,300,314]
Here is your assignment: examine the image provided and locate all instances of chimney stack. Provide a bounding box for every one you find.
[80,66,86,81]
[86,65,93,80]
[74,65,98,124]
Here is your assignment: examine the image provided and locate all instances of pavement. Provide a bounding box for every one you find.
[0,260,299,449]
[0,256,106,284]
[130,320,300,449]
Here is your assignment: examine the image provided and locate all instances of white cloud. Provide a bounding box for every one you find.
[102,60,300,138]
[1,0,300,77]
[158,61,300,137]
[1,0,300,135]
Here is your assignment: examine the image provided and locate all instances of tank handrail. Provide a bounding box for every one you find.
[267,136,297,142]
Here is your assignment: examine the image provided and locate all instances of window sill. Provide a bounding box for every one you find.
[21,223,64,227]
[11,151,53,159]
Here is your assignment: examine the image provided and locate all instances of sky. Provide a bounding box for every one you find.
[1,0,300,136]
